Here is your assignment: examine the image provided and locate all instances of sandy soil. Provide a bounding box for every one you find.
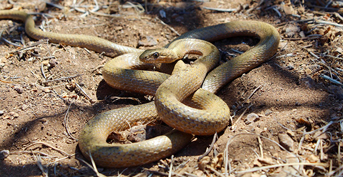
[0,0,342,176]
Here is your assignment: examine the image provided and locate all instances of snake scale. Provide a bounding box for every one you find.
[0,10,280,167]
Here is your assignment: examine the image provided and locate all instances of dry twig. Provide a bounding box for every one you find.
[198,132,218,161]
[64,103,78,140]
[25,141,73,157]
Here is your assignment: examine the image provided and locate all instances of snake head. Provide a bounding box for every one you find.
[139,49,179,63]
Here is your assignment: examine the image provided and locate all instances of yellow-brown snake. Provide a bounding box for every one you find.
[0,10,280,167]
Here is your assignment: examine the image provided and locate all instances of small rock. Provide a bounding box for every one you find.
[36,1,47,12]
[159,9,166,18]
[108,0,120,14]
[21,104,28,111]
[27,57,36,61]
[283,155,300,175]
[278,133,294,151]
[13,85,24,94]
[257,157,274,165]
[114,26,123,31]
[299,31,306,38]
[253,158,262,167]
[285,24,300,37]
[306,154,320,163]
[314,131,328,140]
[42,60,49,66]
[0,110,4,116]
[281,3,295,15]
[198,156,211,170]
[40,118,49,124]
[137,36,157,47]
[49,59,58,68]
[264,109,272,116]
[244,113,260,125]
[286,64,294,70]
[3,115,11,119]
[333,1,343,7]
[0,150,10,160]
[42,87,51,93]
[9,112,19,119]
[286,129,295,137]
[3,3,13,9]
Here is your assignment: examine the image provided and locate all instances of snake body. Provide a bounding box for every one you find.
[0,10,280,167]
[0,10,140,57]
[140,40,230,135]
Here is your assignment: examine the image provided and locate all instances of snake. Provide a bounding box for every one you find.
[0,10,280,167]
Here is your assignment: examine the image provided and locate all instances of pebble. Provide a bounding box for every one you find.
[114,26,123,31]
[314,130,328,140]
[264,109,272,116]
[295,102,301,106]
[0,150,9,160]
[40,118,49,124]
[137,36,157,47]
[257,157,274,165]
[42,60,49,66]
[286,129,295,137]
[299,31,306,38]
[159,9,166,18]
[21,104,28,111]
[49,59,58,68]
[283,155,300,175]
[244,113,260,125]
[13,85,24,94]
[278,133,294,151]
[285,24,300,37]
[0,110,4,116]
[286,64,294,70]
[306,154,320,163]
[3,115,11,119]
[42,87,51,93]
[9,112,19,119]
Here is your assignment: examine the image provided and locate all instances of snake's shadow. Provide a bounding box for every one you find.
[95,80,149,105]
[95,80,214,158]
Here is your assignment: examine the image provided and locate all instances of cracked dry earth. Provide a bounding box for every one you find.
[0,0,343,176]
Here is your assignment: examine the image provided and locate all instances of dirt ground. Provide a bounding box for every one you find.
[0,0,343,176]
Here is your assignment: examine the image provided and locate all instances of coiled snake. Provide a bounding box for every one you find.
[0,10,280,167]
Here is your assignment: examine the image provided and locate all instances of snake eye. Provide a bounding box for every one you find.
[152,52,159,59]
